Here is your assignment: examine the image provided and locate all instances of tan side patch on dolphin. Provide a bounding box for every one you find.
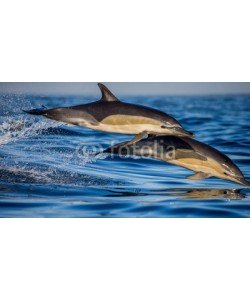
[171,157,226,177]
[174,149,207,161]
[101,115,162,126]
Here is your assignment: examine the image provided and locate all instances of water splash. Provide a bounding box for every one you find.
[0,122,109,186]
[74,145,109,166]
[0,117,61,146]
[0,93,60,146]
[0,93,110,186]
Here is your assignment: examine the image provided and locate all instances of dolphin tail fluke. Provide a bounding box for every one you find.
[23,108,47,115]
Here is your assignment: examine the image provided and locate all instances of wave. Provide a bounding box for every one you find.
[0,120,109,186]
[0,96,109,186]
[0,164,118,187]
[0,93,62,146]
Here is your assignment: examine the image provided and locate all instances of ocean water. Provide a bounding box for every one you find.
[0,93,249,217]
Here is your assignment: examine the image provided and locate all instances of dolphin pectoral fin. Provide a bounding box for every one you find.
[175,149,207,161]
[124,130,164,146]
[98,83,119,102]
[187,172,211,180]
[123,131,149,146]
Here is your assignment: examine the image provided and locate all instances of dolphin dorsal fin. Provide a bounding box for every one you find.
[98,83,119,102]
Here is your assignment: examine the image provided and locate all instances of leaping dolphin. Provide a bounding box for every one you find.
[24,83,193,138]
[104,135,250,186]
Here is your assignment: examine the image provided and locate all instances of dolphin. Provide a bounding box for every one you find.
[24,83,193,137]
[104,135,250,186]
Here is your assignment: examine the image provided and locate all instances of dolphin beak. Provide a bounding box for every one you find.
[235,177,250,186]
[173,127,195,138]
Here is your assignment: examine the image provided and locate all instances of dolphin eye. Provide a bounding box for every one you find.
[161,125,168,129]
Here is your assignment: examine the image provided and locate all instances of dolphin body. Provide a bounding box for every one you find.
[104,135,250,186]
[25,83,193,137]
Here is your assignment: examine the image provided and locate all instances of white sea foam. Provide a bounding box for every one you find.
[0,93,60,146]
[0,116,60,146]
[0,94,110,186]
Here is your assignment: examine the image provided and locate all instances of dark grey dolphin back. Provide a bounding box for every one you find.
[71,100,180,124]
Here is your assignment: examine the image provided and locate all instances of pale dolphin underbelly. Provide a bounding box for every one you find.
[78,115,164,134]
[168,157,226,178]
[84,122,163,134]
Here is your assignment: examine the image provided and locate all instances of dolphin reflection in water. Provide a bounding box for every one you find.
[106,187,246,200]
[160,188,246,200]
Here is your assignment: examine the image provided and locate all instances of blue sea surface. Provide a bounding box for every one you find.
[0,93,249,217]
